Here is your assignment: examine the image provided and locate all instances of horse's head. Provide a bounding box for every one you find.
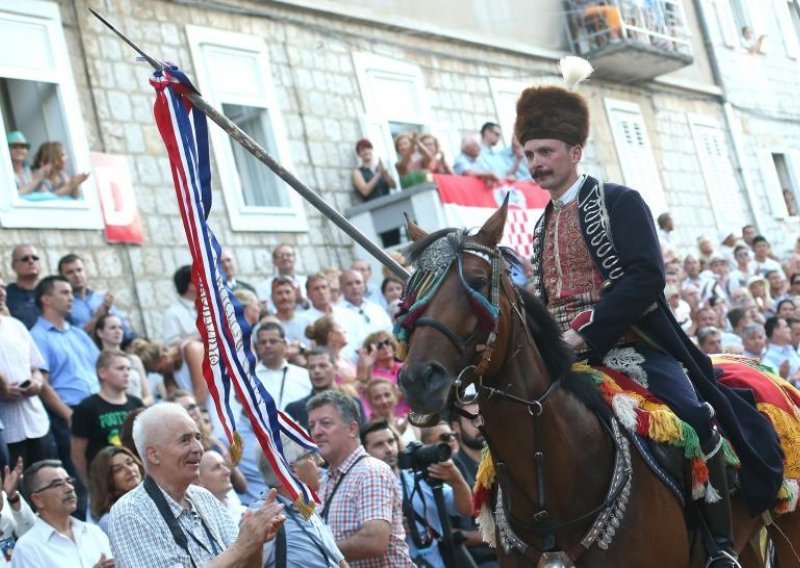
[396,200,522,418]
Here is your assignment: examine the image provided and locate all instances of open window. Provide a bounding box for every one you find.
[353,52,434,181]
[186,25,308,232]
[0,0,101,229]
[759,150,800,219]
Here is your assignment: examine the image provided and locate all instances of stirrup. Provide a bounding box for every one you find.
[705,550,741,568]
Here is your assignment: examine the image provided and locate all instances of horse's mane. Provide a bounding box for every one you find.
[405,227,465,264]
[518,287,611,420]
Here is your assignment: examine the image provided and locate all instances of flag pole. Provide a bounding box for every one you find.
[89,9,409,281]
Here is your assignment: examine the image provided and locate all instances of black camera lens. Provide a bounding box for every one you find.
[398,441,452,471]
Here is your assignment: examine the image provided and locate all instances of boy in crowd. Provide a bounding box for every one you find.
[70,350,144,488]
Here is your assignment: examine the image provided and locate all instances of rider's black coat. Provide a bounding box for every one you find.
[531,176,784,516]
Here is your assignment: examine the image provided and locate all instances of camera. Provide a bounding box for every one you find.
[398,441,451,472]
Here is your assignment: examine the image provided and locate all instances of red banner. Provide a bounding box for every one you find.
[91,152,144,245]
[432,174,550,258]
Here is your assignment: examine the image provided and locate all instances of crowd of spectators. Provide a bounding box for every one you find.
[352,122,532,198]
[0,239,499,566]
[658,217,800,385]
[8,131,89,201]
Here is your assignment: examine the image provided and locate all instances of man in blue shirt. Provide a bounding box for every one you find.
[57,253,136,345]
[30,275,100,519]
[763,317,800,386]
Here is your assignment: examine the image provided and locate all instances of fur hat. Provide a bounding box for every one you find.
[514,57,593,147]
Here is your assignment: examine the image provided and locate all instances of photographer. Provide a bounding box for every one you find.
[361,421,472,568]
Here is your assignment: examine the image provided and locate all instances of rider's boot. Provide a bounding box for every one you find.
[700,432,741,568]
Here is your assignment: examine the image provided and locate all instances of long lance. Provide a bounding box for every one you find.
[89,8,409,281]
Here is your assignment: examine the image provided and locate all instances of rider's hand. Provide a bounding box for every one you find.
[562,329,586,352]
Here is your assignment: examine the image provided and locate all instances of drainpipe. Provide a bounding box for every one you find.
[691,0,767,234]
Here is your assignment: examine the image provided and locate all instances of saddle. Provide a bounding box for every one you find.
[579,357,800,515]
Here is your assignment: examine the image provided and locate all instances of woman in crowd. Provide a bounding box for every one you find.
[394,132,427,177]
[747,276,775,317]
[7,131,50,197]
[233,289,262,327]
[88,446,143,533]
[381,275,405,320]
[31,141,89,199]
[366,378,417,447]
[352,138,395,201]
[305,315,357,389]
[93,314,155,405]
[356,331,408,416]
[775,298,796,319]
[419,133,455,175]
[131,337,206,403]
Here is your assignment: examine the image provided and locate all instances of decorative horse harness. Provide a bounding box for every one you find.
[394,232,633,567]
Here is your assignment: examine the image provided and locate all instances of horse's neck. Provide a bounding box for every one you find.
[481,329,614,542]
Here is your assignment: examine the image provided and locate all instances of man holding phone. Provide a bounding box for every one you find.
[0,276,54,469]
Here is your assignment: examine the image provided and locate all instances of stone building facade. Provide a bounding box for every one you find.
[0,0,796,337]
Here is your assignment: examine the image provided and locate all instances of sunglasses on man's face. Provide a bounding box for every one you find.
[14,255,39,263]
[438,432,458,443]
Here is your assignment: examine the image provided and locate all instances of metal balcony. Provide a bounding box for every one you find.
[564,0,694,83]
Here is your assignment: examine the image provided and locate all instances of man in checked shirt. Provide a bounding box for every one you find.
[307,390,414,568]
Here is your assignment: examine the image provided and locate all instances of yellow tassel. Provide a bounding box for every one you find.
[757,403,800,479]
[475,448,496,491]
[294,496,315,520]
[647,409,682,443]
[228,431,243,466]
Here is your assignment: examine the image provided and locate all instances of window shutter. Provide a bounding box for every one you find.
[604,99,668,217]
[688,115,748,232]
[711,0,740,47]
[775,0,800,58]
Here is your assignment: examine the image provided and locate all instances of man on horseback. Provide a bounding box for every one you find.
[516,63,784,568]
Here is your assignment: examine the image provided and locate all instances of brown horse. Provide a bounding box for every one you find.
[396,203,800,567]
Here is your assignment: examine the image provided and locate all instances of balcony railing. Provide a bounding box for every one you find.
[564,0,694,82]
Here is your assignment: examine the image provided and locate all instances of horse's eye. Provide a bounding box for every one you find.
[469,277,488,291]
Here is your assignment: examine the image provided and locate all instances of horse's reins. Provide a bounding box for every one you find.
[404,237,632,563]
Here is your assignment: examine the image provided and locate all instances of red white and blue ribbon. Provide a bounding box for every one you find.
[150,65,318,512]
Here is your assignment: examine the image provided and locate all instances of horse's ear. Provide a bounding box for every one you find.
[477,193,509,246]
[405,213,428,242]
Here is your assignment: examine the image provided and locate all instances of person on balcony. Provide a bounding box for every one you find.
[352,138,396,201]
[419,134,454,175]
[453,135,498,185]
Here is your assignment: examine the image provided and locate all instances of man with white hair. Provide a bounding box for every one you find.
[255,436,347,567]
[452,135,498,184]
[108,403,286,567]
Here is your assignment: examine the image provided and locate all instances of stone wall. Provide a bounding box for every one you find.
[2,0,775,338]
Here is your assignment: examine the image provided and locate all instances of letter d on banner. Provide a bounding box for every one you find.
[91,152,144,245]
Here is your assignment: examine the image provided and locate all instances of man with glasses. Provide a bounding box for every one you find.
[7,244,43,329]
[255,435,346,567]
[13,459,112,567]
[478,121,509,180]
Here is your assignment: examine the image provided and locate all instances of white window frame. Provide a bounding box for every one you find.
[776,0,800,58]
[708,0,744,48]
[758,149,800,220]
[352,52,434,178]
[186,25,308,233]
[603,98,668,217]
[687,114,749,232]
[0,0,101,230]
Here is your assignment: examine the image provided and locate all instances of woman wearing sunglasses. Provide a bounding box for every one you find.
[356,331,408,417]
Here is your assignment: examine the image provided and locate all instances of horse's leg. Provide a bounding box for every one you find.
[768,510,800,568]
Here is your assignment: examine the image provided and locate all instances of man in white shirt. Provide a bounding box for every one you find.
[256,244,308,311]
[0,277,54,467]
[337,270,392,359]
[13,460,112,567]
[271,277,311,344]
[752,236,785,279]
[254,322,310,410]
[162,265,199,345]
[350,260,386,308]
